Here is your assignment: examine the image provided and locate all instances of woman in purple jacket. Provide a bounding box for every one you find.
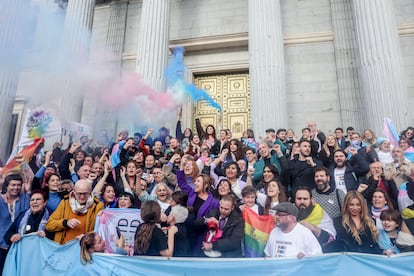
[176,157,219,256]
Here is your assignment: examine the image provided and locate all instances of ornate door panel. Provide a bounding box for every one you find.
[194,73,250,139]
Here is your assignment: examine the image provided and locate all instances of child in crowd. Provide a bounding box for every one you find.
[239,186,263,215]
[378,209,401,255]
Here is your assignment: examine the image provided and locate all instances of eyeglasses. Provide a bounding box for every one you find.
[75,192,90,197]
[58,187,72,192]
[276,212,289,217]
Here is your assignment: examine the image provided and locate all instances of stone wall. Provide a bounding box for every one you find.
[88,0,414,134]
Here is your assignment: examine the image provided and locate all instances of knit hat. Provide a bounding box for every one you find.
[376,137,389,146]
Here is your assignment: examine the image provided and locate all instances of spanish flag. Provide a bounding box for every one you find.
[242,207,275,257]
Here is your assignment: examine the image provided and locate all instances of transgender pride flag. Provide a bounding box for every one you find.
[242,207,274,257]
[404,147,414,163]
[383,117,400,147]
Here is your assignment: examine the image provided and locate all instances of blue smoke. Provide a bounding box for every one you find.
[166,46,222,111]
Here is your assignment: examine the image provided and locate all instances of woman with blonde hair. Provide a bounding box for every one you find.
[79,232,106,264]
[362,129,377,147]
[319,134,340,167]
[327,191,382,254]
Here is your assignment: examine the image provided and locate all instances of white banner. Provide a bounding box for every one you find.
[95,208,143,254]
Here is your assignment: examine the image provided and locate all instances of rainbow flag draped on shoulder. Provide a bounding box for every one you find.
[242,207,274,257]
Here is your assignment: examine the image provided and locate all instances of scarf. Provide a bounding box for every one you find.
[69,191,94,215]
[18,208,49,236]
[371,205,389,220]
[378,229,400,254]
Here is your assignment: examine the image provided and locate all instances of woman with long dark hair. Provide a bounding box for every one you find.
[256,180,287,215]
[134,200,177,256]
[210,159,247,200]
[253,164,279,193]
[195,114,218,152]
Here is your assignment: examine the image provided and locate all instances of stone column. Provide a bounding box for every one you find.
[135,0,171,93]
[248,0,287,138]
[0,0,30,161]
[329,0,364,131]
[82,0,128,137]
[33,0,65,52]
[351,0,408,133]
[60,0,96,123]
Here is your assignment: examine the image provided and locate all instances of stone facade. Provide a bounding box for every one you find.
[4,0,414,160]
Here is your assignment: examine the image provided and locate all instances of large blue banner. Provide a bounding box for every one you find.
[3,235,413,275]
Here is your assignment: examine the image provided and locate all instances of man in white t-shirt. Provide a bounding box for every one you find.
[328,149,369,194]
[264,202,322,258]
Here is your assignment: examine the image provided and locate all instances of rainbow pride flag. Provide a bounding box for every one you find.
[242,207,274,257]
[0,137,45,176]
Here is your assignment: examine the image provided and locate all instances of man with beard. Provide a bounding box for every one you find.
[199,195,244,258]
[264,202,322,258]
[284,140,322,193]
[328,149,369,195]
[151,140,164,162]
[301,127,321,158]
[311,167,345,219]
[161,138,181,164]
[294,187,336,248]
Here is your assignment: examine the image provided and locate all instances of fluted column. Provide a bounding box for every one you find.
[329,0,364,131]
[60,0,96,123]
[33,0,65,52]
[0,0,30,161]
[351,0,408,133]
[82,0,128,136]
[248,0,287,137]
[135,0,171,92]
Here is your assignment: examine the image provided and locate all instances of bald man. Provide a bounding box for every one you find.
[46,180,103,244]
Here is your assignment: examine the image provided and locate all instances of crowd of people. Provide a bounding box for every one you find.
[2,112,414,270]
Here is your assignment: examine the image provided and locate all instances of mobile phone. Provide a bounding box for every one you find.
[116,226,122,238]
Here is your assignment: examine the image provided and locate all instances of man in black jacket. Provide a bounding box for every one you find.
[199,195,244,258]
[284,140,322,193]
[328,149,369,194]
